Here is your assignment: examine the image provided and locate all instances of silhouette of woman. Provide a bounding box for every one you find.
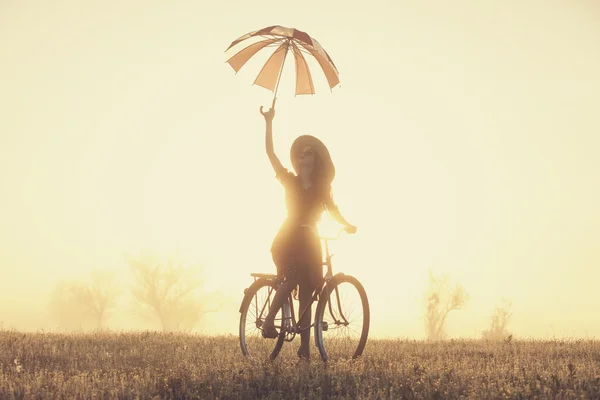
[259,99,357,360]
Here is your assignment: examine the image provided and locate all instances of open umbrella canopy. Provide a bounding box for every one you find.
[225,25,340,97]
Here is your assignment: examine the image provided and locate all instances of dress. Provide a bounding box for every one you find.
[270,166,325,290]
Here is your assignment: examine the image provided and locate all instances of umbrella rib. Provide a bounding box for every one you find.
[258,34,286,41]
[294,40,316,51]
[295,45,313,56]
[264,42,286,49]
[229,35,285,51]
[295,40,320,56]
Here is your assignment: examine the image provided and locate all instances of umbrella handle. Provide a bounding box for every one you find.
[260,98,277,115]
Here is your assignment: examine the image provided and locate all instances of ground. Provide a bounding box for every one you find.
[1,331,600,399]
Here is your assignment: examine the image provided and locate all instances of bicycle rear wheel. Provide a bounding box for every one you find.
[314,274,370,362]
[239,278,286,360]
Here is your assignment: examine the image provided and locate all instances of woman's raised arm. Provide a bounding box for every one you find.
[260,99,285,174]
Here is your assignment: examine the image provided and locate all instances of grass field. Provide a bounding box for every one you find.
[1,330,600,399]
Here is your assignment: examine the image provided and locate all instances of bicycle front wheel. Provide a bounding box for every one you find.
[314,274,370,362]
[239,278,286,360]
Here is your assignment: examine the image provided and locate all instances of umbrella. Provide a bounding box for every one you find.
[225,25,340,99]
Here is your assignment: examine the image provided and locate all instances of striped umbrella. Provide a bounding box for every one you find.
[225,25,340,99]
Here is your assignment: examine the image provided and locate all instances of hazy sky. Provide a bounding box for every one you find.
[1,0,599,339]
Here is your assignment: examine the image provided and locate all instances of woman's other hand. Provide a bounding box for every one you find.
[344,224,357,234]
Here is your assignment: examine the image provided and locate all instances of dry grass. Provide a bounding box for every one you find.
[1,330,600,399]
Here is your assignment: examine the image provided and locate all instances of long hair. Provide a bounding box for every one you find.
[310,152,335,216]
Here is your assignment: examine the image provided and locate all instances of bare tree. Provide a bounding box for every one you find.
[49,269,120,330]
[127,252,221,332]
[482,299,513,341]
[424,271,469,341]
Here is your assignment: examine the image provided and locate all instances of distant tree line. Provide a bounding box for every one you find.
[48,252,223,332]
[49,260,512,339]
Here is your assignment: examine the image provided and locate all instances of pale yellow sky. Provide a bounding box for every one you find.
[1,0,599,339]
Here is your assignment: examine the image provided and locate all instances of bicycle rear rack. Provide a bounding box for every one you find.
[250,273,278,279]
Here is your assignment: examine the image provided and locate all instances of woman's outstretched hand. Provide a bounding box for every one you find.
[260,98,276,123]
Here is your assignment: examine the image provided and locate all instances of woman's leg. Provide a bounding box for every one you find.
[297,280,314,359]
[262,277,297,338]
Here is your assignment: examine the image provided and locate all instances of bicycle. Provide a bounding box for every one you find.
[238,226,370,362]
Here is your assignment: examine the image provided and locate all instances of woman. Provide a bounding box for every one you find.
[259,99,357,360]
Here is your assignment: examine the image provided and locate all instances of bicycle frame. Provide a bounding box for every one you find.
[251,226,350,337]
